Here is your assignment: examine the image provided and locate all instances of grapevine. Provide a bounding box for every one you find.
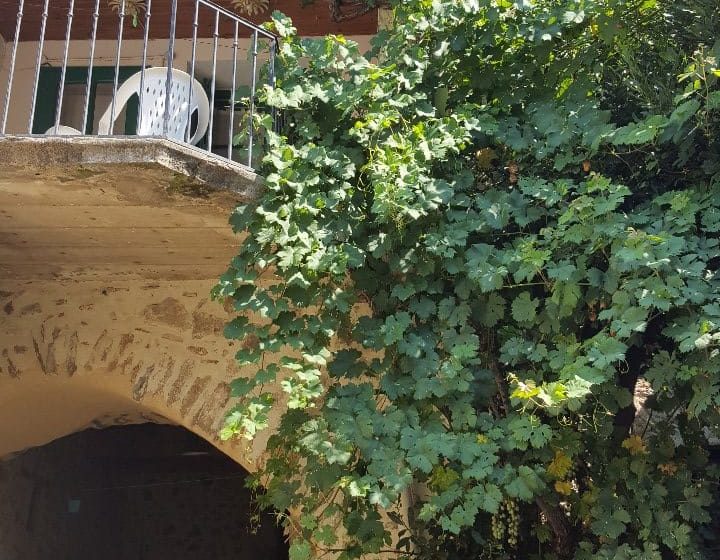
[219,1,720,558]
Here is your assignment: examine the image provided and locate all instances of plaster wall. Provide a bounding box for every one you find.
[0,160,276,472]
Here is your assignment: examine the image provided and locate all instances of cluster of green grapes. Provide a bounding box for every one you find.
[490,498,520,549]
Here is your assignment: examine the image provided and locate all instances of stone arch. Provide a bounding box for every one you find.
[0,160,273,471]
[0,287,264,471]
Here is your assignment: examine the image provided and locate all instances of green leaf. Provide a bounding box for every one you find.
[547,261,576,281]
[587,334,627,368]
[708,91,720,110]
[381,312,413,345]
[509,415,552,449]
[410,297,437,320]
[506,466,544,501]
[612,307,649,338]
[475,293,506,327]
[289,541,312,560]
[223,316,249,339]
[511,292,539,323]
[591,507,631,539]
[466,244,507,292]
[328,349,364,378]
[230,377,256,397]
[480,483,503,514]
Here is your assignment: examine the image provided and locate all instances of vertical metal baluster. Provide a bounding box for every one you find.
[136,0,152,134]
[163,0,178,137]
[227,21,239,160]
[108,0,126,135]
[81,0,100,134]
[27,0,50,134]
[53,0,76,134]
[270,38,277,134]
[185,0,199,143]
[246,29,258,167]
[1,0,24,134]
[206,10,219,153]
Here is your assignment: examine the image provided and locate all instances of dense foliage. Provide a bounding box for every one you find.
[215,1,720,558]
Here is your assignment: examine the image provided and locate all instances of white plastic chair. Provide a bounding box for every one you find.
[45,68,210,145]
[43,124,83,135]
[98,67,210,145]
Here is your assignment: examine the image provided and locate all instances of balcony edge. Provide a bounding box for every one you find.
[0,135,264,202]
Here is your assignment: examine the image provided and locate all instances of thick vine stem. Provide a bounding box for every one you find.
[612,317,665,442]
[612,349,641,442]
[535,496,575,559]
[480,328,510,416]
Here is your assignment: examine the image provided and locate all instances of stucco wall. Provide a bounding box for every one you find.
[0,153,403,560]
[0,159,280,471]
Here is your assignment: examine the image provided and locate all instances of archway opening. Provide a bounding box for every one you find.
[0,424,288,560]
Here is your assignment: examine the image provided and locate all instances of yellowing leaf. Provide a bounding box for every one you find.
[548,450,573,479]
[621,435,647,455]
[638,0,657,13]
[475,147,497,169]
[510,377,541,399]
[429,465,460,492]
[554,480,573,495]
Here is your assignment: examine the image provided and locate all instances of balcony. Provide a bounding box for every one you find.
[0,0,280,183]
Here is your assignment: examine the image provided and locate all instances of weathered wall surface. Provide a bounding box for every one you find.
[0,160,275,471]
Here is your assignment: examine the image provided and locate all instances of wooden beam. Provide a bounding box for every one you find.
[0,0,377,42]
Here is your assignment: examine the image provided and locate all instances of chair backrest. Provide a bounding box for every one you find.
[97,67,209,146]
[43,124,82,136]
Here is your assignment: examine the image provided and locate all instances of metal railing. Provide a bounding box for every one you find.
[0,0,277,169]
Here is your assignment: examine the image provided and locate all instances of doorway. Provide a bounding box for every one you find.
[0,424,288,560]
[32,66,141,135]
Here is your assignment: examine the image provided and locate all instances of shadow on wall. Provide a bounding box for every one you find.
[0,424,288,560]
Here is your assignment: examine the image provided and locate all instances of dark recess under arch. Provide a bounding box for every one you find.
[0,424,289,560]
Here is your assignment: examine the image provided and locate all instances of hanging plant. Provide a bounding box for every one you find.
[108,0,146,27]
[230,0,270,18]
